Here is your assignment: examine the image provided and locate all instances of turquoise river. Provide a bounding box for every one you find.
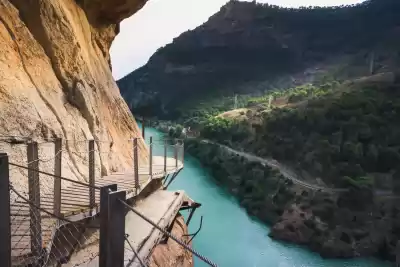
[143,125,390,267]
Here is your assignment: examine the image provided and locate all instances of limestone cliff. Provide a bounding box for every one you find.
[149,215,194,267]
[0,0,148,184]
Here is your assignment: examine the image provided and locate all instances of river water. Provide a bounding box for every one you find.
[142,125,390,267]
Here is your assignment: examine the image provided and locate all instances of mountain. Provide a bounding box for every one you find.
[118,0,400,119]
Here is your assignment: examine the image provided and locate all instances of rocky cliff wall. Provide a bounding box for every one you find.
[149,215,194,267]
[0,0,148,185]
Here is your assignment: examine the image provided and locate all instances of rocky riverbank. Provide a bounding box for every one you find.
[185,139,399,263]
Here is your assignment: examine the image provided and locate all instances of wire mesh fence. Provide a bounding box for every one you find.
[1,135,186,267]
[9,185,100,267]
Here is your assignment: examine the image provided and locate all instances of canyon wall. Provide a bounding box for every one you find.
[0,0,148,185]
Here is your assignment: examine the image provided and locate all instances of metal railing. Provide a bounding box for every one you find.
[97,185,217,267]
[0,135,186,266]
[1,152,101,267]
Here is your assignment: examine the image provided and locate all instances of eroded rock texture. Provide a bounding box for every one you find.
[149,215,194,267]
[0,0,148,185]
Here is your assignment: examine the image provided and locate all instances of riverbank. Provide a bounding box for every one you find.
[185,138,398,263]
[143,125,390,267]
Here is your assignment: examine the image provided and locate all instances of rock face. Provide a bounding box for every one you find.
[0,0,148,184]
[149,215,193,267]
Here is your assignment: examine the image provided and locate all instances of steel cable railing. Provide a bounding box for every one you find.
[1,135,187,266]
[9,185,99,266]
[119,199,217,267]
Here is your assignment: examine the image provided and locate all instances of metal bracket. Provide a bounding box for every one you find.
[183,216,203,244]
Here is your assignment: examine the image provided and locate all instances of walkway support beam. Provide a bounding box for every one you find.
[0,153,11,267]
[27,141,42,257]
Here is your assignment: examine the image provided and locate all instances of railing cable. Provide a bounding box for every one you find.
[125,234,147,267]
[9,185,100,229]
[9,162,101,190]
[119,199,218,267]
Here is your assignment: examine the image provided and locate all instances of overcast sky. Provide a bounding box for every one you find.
[110,0,365,80]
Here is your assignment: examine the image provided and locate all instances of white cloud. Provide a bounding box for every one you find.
[110,0,365,80]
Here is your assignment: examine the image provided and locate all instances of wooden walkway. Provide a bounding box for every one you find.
[10,156,183,263]
[63,190,193,267]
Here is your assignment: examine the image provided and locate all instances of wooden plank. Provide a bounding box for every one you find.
[11,202,84,212]
[124,190,186,266]
[15,199,91,208]
[61,187,100,195]
[96,179,135,187]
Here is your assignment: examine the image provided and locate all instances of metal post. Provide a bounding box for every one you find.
[174,143,178,168]
[164,139,167,174]
[134,138,139,194]
[27,142,42,256]
[181,142,185,167]
[99,184,117,267]
[108,190,126,267]
[89,140,95,211]
[0,153,11,267]
[53,138,62,216]
[142,120,145,139]
[187,207,198,226]
[149,136,153,179]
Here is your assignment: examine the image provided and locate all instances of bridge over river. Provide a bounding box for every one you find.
[0,136,216,267]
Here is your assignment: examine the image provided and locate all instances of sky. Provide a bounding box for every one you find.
[110,0,365,80]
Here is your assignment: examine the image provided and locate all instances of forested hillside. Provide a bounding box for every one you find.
[190,75,400,261]
[202,75,400,192]
[118,0,400,119]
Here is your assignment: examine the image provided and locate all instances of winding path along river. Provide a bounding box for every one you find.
[143,125,390,267]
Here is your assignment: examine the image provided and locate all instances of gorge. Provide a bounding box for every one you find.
[146,126,390,267]
[118,0,400,264]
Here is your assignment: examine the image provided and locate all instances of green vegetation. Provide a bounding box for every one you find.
[174,94,249,126]
[201,117,251,145]
[203,80,400,191]
[257,83,400,189]
[185,139,293,223]
[168,124,184,138]
[246,82,341,107]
